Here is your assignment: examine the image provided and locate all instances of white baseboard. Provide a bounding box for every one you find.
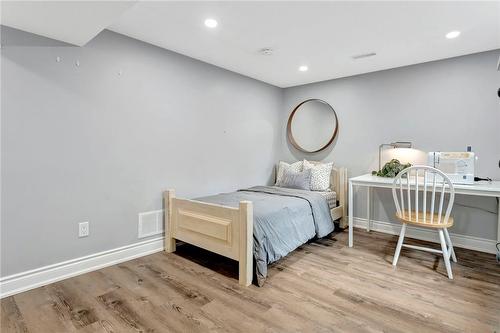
[353,217,497,254]
[0,237,164,299]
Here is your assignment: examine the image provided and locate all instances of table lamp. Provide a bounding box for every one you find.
[379,141,413,170]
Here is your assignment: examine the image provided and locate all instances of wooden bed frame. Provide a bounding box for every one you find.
[163,165,347,286]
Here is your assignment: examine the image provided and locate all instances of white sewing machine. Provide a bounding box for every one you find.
[428,152,475,184]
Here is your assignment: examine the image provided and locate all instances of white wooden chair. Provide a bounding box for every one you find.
[391,166,456,279]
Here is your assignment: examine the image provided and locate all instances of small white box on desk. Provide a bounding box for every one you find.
[427,152,475,184]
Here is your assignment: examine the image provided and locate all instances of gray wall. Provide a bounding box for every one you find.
[1,28,283,277]
[281,50,500,240]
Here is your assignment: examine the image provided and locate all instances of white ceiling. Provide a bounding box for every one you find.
[2,1,500,87]
[0,1,136,46]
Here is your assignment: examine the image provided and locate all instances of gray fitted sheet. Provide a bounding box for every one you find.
[196,186,334,286]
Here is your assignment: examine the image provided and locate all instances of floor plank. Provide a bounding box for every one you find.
[1,229,499,333]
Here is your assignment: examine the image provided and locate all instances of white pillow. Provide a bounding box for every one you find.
[303,160,333,191]
[275,161,303,186]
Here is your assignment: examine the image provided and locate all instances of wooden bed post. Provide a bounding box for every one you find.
[238,201,253,286]
[330,167,348,228]
[339,168,348,228]
[164,189,176,253]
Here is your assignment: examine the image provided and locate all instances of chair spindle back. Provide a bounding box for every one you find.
[392,166,455,225]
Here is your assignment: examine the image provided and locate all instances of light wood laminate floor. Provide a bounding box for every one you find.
[2,229,499,333]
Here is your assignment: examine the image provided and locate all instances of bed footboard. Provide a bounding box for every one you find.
[163,190,253,286]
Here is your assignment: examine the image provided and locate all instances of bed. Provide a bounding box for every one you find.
[163,164,347,286]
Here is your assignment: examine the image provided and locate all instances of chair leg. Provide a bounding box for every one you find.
[392,223,406,266]
[443,228,457,263]
[438,229,453,279]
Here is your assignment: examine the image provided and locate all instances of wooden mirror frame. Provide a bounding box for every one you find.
[287,99,339,153]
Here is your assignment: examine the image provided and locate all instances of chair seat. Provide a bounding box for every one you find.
[396,210,454,228]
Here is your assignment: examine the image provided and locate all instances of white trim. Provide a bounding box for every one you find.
[0,237,164,299]
[353,217,496,254]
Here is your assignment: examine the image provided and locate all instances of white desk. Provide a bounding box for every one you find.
[348,174,500,248]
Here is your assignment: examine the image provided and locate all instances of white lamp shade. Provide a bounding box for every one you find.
[383,148,427,166]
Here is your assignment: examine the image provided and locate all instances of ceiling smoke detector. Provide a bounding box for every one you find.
[352,52,377,60]
[259,48,274,56]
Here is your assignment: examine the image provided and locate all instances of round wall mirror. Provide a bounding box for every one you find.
[287,99,338,153]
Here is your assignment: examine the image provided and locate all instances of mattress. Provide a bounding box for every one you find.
[317,190,337,209]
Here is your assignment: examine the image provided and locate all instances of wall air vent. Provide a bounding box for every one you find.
[138,210,163,238]
[352,52,377,60]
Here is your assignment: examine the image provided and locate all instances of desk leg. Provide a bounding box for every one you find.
[349,180,354,247]
[367,187,371,232]
[497,197,500,243]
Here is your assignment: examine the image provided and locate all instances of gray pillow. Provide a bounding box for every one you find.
[278,168,312,190]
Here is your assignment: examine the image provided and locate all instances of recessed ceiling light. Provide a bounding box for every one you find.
[298,65,308,72]
[446,30,460,39]
[204,18,218,28]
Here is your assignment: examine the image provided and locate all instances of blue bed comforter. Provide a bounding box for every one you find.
[195,186,334,286]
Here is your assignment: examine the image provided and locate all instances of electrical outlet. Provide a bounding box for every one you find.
[78,221,89,238]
